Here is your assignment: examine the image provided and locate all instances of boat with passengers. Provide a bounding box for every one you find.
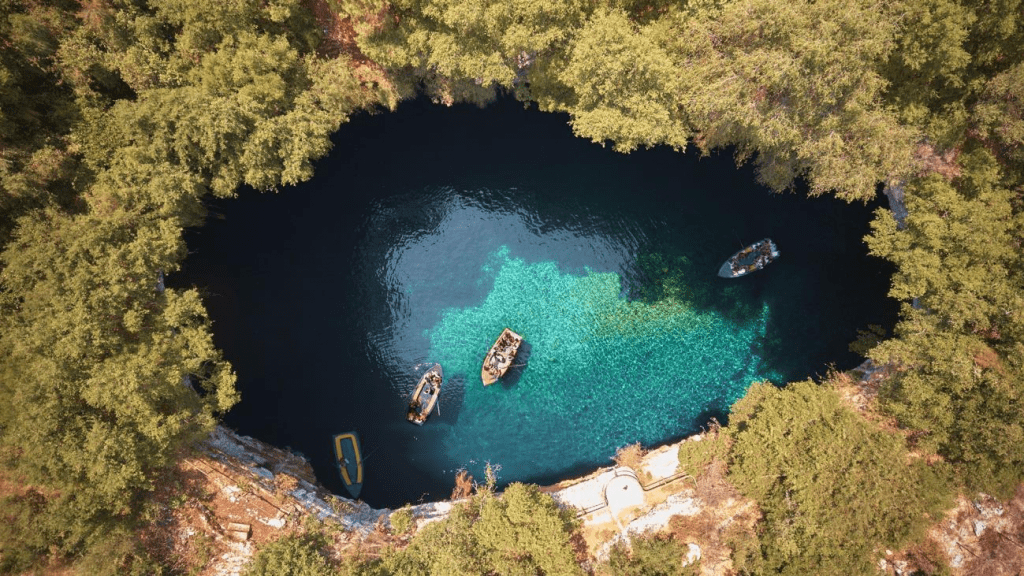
[718,239,780,278]
[407,364,442,425]
[481,328,523,386]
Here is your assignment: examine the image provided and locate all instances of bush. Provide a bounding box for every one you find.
[389,506,413,535]
[727,381,954,575]
[382,483,583,575]
[243,532,333,576]
[676,420,730,475]
[603,533,697,576]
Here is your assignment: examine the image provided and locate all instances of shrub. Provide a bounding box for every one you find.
[727,381,954,575]
[603,533,698,576]
[389,506,414,535]
[383,483,583,575]
[243,532,333,576]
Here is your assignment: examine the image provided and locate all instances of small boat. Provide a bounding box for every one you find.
[407,364,443,425]
[332,431,363,499]
[481,328,523,386]
[717,238,780,278]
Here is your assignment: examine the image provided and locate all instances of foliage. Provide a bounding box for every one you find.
[0,0,390,568]
[556,8,689,153]
[676,423,730,476]
[0,488,162,576]
[357,0,591,91]
[67,7,387,195]
[850,324,888,357]
[381,482,583,575]
[667,0,916,201]
[727,381,954,575]
[881,0,1023,148]
[389,506,414,534]
[866,150,1024,498]
[0,1,81,244]
[971,61,1024,175]
[358,0,926,200]
[244,532,334,576]
[603,533,697,576]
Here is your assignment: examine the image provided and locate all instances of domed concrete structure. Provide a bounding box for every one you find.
[604,467,645,515]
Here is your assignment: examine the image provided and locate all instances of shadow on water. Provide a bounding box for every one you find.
[690,406,730,431]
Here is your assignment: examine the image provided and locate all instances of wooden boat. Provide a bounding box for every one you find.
[481,328,523,386]
[717,238,780,279]
[332,431,363,499]
[407,364,443,425]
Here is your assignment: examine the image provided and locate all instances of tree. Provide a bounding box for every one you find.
[865,149,1024,497]
[244,532,335,576]
[0,1,81,244]
[604,533,697,576]
[972,61,1024,177]
[553,9,690,153]
[382,483,584,575]
[727,381,953,575]
[356,0,591,96]
[666,0,916,201]
[0,205,238,546]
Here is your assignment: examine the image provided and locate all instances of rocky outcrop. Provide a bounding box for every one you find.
[193,362,1024,576]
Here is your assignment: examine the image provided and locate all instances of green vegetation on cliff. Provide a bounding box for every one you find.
[866,149,1024,499]
[725,381,953,575]
[0,0,1022,573]
[0,0,391,571]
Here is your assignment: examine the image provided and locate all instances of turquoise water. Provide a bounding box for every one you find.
[352,182,790,489]
[427,246,777,481]
[177,97,896,507]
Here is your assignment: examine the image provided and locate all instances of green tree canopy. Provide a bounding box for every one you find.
[666,0,916,201]
[866,150,1024,497]
[727,381,953,575]
[382,483,583,575]
[358,0,590,90]
[554,8,689,153]
[0,0,391,567]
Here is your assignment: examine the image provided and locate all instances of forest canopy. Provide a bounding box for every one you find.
[1,0,1023,573]
[0,0,392,570]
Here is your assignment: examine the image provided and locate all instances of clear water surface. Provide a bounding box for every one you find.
[175,97,897,508]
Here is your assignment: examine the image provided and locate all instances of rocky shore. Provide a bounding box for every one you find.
[176,359,1024,576]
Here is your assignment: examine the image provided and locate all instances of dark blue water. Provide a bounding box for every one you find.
[174,97,897,508]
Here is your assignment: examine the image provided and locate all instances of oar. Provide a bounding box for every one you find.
[360,446,381,464]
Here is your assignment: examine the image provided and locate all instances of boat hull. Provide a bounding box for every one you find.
[333,432,363,499]
[718,239,779,279]
[481,328,523,385]
[407,364,443,425]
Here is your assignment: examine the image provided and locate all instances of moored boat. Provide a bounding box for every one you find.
[481,328,523,386]
[717,238,780,278]
[407,364,443,425]
[332,431,363,499]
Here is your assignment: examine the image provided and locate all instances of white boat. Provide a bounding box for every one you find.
[718,239,780,278]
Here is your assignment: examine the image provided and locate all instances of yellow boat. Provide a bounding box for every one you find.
[332,431,363,499]
[481,328,523,386]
